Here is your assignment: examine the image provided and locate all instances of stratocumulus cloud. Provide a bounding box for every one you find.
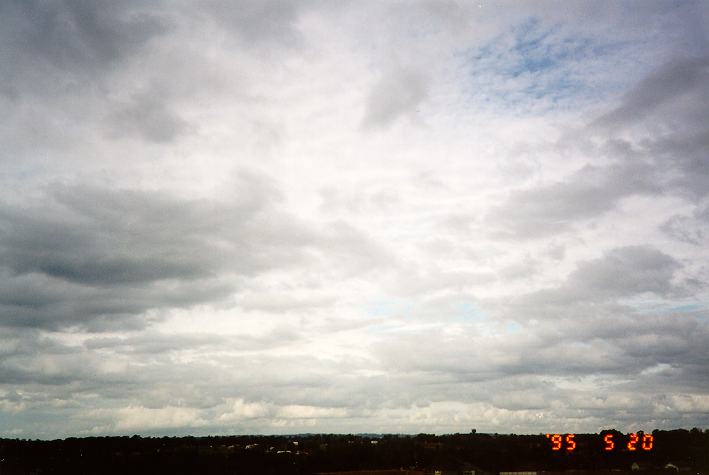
[0,0,708,438]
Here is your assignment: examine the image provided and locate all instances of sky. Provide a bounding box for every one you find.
[1,0,708,439]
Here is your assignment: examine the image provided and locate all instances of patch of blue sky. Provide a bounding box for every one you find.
[509,18,560,75]
[669,303,706,313]
[455,301,488,322]
[455,17,627,114]
[363,297,490,331]
[366,320,408,335]
[364,297,415,318]
[505,321,522,334]
[623,299,708,319]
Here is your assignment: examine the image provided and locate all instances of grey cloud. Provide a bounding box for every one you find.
[417,0,475,37]
[1,183,276,286]
[1,330,314,412]
[490,162,660,237]
[434,243,709,397]
[205,0,305,47]
[319,187,401,215]
[2,311,707,435]
[556,315,709,393]
[553,310,701,347]
[0,0,166,97]
[593,56,709,129]
[492,57,709,239]
[373,333,590,394]
[83,327,303,355]
[249,312,708,415]
[359,245,694,404]
[0,269,232,331]
[504,246,681,314]
[593,56,709,199]
[0,328,90,386]
[370,310,709,407]
[648,128,709,200]
[0,0,273,151]
[0,173,383,330]
[497,257,538,281]
[662,213,706,245]
[545,243,566,260]
[313,220,396,277]
[362,67,428,129]
[0,1,196,160]
[566,246,680,298]
[106,91,192,143]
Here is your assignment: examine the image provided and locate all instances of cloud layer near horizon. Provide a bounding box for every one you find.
[1,0,708,438]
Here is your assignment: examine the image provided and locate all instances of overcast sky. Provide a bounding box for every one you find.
[1,0,709,439]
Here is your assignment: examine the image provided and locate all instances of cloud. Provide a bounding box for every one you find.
[361,66,428,129]
[495,246,682,322]
[106,91,192,143]
[565,246,681,298]
[0,172,384,330]
[1,1,709,438]
[592,56,709,199]
[488,56,709,240]
[98,405,208,431]
[593,56,709,129]
[662,202,709,245]
[205,0,306,47]
[490,162,661,237]
[0,0,166,97]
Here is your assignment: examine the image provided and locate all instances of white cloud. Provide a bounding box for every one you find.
[111,406,207,431]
